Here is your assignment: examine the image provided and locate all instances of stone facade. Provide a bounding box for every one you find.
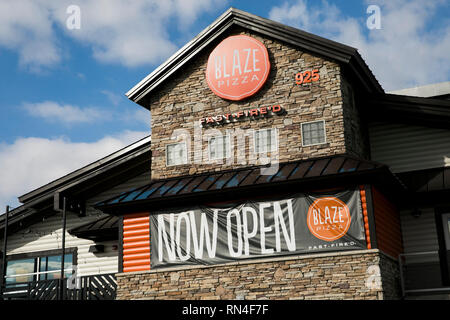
[148,27,362,180]
[116,249,401,300]
[116,22,396,301]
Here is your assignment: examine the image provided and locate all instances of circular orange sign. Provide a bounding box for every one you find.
[206,35,270,101]
[307,197,351,242]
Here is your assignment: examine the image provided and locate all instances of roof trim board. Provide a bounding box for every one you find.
[18,136,151,206]
[367,94,450,128]
[126,8,383,108]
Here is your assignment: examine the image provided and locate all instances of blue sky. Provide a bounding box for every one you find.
[0,0,449,210]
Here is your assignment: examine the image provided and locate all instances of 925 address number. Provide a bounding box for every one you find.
[295,69,320,85]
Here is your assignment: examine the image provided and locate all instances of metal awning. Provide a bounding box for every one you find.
[69,215,118,241]
[95,155,403,215]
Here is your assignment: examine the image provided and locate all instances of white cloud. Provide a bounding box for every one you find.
[22,100,151,127]
[23,101,110,124]
[101,90,123,107]
[269,0,450,90]
[0,0,227,69]
[122,108,152,129]
[0,130,148,211]
[0,0,60,71]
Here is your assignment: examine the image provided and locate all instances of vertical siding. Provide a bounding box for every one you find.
[369,122,450,173]
[372,187,403,258]
[122,213,150,273]
[4,170,150,277]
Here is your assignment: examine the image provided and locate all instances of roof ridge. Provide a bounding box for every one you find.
[126,7,383,108]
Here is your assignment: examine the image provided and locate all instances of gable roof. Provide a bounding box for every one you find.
[126,7,383,109]
[18,136,151,207]
[0,136,151,236]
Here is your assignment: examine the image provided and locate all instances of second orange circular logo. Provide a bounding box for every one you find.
[307,197,351,242]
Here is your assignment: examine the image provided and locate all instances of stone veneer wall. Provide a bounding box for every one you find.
[116,249,401,300]
[148,27,357,180]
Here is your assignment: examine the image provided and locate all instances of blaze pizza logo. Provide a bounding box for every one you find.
[206,35,270,101]
[307,197,351,242]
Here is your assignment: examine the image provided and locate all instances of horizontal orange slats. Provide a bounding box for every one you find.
[123,247,150,255]
[124,252,150,261]
[124,216,149,225]
[122,213,151,272]
[123,265,150,273]
[123,240,150,249]
[123,224,150,235]
[123,258,151,268]
[123,234,150,243]
[123,228,149,237]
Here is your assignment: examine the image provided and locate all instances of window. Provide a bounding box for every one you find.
[5,258,35,285]
[166,142,188,166]
[208,135,231,160]
[301,120,326,146]
[5,251,75,288]
[254,128,278,154]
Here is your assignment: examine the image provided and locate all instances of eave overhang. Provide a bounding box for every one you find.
[126,7,383,109]
[95,155,405,215]
[366,94,450,129]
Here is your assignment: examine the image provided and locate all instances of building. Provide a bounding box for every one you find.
[0,137,151,299]
[1,8,450,300]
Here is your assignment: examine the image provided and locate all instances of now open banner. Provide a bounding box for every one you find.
[150,189,366,268]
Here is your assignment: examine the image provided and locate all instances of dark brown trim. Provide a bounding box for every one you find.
[367,94,450,129]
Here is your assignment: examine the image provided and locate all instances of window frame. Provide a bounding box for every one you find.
[253,128,278,154]
[166,141,188,167]
[208,135,231,161]
[5,248,77,285]
[301,119,327,147]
